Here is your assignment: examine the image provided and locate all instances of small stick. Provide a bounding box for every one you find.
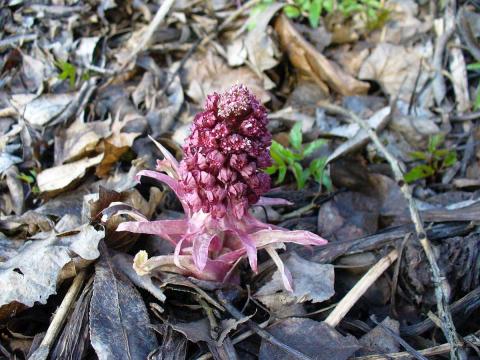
[355,330,480,360]
[318,102,463,359]
[29,270,87,360]
[121,0,176,69]
[197,320,270,360]
[370,316,428,360]
[216,291,313,360]
[325,249,398,327]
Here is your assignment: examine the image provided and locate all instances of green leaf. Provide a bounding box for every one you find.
[442,151,457,167]
[265,166,277,175]
[409,151,428,161]
[303,139,326,157]
[284,5,301,18]
[300,0,311,11]
[467,63,480,71]
[17,173,35,184]
[428,134,444,152]
[322,172,333,191]
[292,162,306,189]
[273,140,301,162]
[323,0,334,13]
[277,165,287,185]
[270,141,287,166]
[404,165,435,183]
[432,149,449,159]
[474,86,480,110]
[289,122,303,151]
[308,0,322,27]
[310,157,328,182]
[247,3,269,30]
[55,60,77,88]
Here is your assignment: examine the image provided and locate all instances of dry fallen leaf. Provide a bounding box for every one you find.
[256,252,335,307]
[90,254,158,360]
[0,225,103,312]
[183,52,270,106]
[37,153,104,195]
[359,42,433,104]
[244,3,283,89]
[274,14,369,96]
[54,120,111,165]
[95,118,141,178]
[10,93,77,128]
[327,106,391,163]
[259,318,359,360]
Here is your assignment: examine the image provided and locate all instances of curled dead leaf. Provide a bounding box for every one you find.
[274,14,369,96]
[37,154,104,195]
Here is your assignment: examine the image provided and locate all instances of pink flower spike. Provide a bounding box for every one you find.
[115,85,328,292]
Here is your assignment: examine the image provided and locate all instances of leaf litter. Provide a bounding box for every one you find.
[1,0,480,359]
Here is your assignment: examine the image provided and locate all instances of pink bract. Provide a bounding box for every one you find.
[117,84,327,291]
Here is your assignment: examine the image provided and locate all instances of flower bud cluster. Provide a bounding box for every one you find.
[180,85,272,219]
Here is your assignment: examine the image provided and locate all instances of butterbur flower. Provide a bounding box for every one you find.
[117,85,327,291]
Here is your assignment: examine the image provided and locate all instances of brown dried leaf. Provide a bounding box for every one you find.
[274,14,369,96]
[359,43,433,104]
[183,52,270,106]
[95,119,141,178]
[37,154,103,195]
[54,120,111,165]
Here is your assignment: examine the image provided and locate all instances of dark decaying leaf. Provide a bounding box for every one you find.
[148,325,187,360]
[358,317,400,355]
[89,253,158,360]
[165,316,245,358]
[112,253,166,302]
[259,318,359,360]
[256,252,334,312]
[0,225,103,314]
[51,277,93,360]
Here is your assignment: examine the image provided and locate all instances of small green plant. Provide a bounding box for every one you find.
[248,0,388,30]
[403,134,457,184]
[467,62,480,110]
[55,60,77,88]
[265,123,332,190]
[55,60,92,88]
[17,170,40,194]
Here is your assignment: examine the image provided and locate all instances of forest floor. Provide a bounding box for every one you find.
[1,0,480,359]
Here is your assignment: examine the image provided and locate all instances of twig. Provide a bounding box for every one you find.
[318,102,463,359]
[324,249,398,327]
[401,286,480,336]
[197,320,271,360]
[451,111,480,121]
[390,235,410,317]
[28,270,87,360]
[355,331,480,360]
[370,316,428,360]
[121,0,176,69]
[216,291,313,360]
